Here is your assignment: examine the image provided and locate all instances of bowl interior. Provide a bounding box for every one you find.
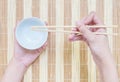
[16,17,48,50]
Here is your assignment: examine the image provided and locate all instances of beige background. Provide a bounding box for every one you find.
[0,0,120,82]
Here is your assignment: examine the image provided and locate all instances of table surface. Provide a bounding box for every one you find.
[0,0,120,82]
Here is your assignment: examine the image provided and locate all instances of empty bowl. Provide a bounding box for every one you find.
[15,17,48,50]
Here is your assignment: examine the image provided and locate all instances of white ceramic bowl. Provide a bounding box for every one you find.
[15,17,48,50]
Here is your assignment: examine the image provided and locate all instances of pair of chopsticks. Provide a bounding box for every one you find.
[31,25,118,35]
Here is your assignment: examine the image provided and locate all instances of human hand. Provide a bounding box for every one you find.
[13,39,47,68]
[0,22,47,82]
[1,37,47,82]
[13,22,47,68]
[69,12,113,66]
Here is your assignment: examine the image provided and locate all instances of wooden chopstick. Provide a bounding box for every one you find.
[32,29,118,35]
[32,25,118,29]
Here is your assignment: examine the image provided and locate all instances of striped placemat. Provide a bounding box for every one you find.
[0,0,119,82]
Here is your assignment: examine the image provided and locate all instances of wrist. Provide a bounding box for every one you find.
[10,57,28,71]
[95,54,116,70]
[93,52,115,68]
[1,57,28,82]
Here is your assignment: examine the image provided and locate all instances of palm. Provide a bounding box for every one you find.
[14,40,46,67]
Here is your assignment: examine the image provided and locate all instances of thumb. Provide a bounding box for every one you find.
[78,25,94,42]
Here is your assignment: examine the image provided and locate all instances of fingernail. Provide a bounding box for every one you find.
[68,36,74,41]
[69,38,74,41]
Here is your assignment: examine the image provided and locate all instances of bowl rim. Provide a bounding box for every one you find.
[15,17,48,50]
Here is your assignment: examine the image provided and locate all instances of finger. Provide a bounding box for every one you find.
[69,27,78,41]
[14,37,18,48]
[69,35,84,41]
[14,21,20,46]
[83,12,106,33]
[76,17,87,26]
[93,15,107,33]
[94,14,103,25]
[69,32,84,41]
[14,21,20,32]
[42,42,47,49]
[84,12,104,25]
[69,34,75,41]
[97,28,106,33]
[37,46,46,53]
[89,28,99,32]
[71,27,79,35]
[84,12,96,25]
[72,27,77,31]
[38,42,47,52]
[14,21,20,39]
[94,14,107,31]
[36,48,42,53]
[78,24,94,42]
[70,21,89,41]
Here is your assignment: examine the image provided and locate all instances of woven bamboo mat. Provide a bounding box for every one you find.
[0,0,120,82]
